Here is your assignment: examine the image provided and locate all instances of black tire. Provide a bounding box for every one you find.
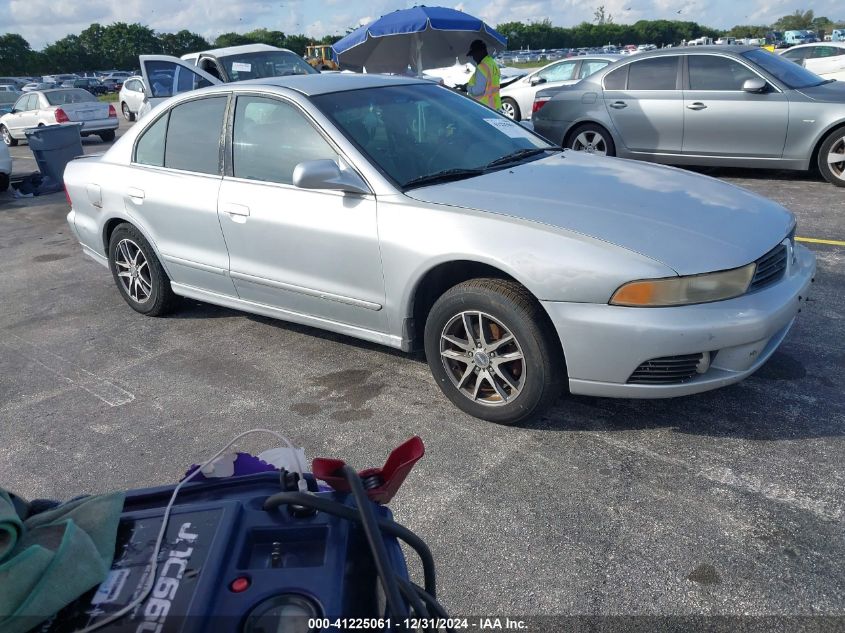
[424,278,564,425]
[108,223,178,316]
[121,102,136,122]
[566,123,616,157]
[0,173,8,192]
[0,125,16,147]
[99,130,116,142]
[501,97,521,121]
[817,127,845,187]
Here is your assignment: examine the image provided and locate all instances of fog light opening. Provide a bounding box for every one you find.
[695,351,711,375]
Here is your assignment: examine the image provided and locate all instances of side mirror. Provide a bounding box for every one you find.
[742,78,767,93]
[292,159,370,195]
[530,76,547,86]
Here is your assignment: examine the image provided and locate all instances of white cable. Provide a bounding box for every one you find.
[74,428,307,633]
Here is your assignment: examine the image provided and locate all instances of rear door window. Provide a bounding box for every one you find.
[163,97,227,174]
[538,61,577,82]
[626,56,679,90]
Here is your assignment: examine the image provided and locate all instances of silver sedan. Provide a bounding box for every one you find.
[532,46,845,186]
[64,71,815,424]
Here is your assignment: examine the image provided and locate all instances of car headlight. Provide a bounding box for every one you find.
[610,263,756,307]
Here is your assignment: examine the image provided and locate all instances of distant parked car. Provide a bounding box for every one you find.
[0,89,118,146]
[100,78,124,93]
[780,42,845,81]
[61,78,108,96]
[118,76,147,121]
[532,46,845,187]
[500,55,621,120]
[22,82,54,92]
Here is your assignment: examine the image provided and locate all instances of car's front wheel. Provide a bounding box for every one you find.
[567,123,615,157]
[121,102,135,122]
[501,97,521,121]
[108,223,178,316]
[424,278,564,425]
[818,127,845,187]
[0,125,16,147]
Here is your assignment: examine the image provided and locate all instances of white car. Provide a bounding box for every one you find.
[0,140,11,191]
[500,55,621,120]
[22,82,53,92]
[0,89,118,146]
[118,76,147,121]
[780,42,845,81]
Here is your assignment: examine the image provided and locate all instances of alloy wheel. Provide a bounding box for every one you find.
[122,103,131,120]
[827,135,845,182]
[501,101,516,120]
[1,127,10,145]
[572,130,608,155]
[114,238,152,303]
[439,310,526,406]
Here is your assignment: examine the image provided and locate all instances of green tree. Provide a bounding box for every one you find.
[727,25,770,39]
[99,23,161,69]
[159,30,209,57]
[0,33,35,74]
[594,6,613,25]
[42,35,90,72]
[214,32,252,48]
[774,10,815,31]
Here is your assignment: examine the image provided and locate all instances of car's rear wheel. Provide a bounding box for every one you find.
[424,278,564,425]
[0,125,16,147]
[121,102,135,122]
[99,130,116,142]
[501,97,521,121]
[818,127,845,187]
[567,123,615,157]
[108,223,178,316]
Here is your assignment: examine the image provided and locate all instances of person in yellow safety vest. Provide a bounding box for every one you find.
[466,39,502,111]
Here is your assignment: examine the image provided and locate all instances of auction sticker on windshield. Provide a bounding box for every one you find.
[483,118,534,139]
[231,62,252,72]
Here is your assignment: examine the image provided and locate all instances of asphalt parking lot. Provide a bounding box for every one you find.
[1,120,844,626]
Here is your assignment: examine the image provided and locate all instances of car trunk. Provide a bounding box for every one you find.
[58,102,110,122]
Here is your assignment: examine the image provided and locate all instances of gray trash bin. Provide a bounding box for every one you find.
[24,123,83,185]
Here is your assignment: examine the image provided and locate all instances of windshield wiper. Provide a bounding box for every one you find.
[483,147,561,169]
[403,168,485,189]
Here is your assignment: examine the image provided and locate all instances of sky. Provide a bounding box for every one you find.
[4,0,842,50]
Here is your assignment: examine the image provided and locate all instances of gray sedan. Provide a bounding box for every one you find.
[532,46,845,186]
[64,72,815,424]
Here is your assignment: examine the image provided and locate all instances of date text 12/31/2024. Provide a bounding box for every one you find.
[308,618,528,630]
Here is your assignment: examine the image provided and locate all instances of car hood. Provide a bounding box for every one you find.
[405,152,794,276]
[796,80,845,102]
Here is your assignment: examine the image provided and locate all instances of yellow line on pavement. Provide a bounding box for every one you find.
[796,237,845,247]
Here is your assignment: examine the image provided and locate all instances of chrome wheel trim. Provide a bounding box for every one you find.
[572,130,608,156]
[121,103,131,120]
[501,100,516,119]
[114,238,152,303]
[827,135,845,181]
[440,310,526,407]
[1,127,10,145]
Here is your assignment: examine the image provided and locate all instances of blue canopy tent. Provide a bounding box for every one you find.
[332,6,507,74]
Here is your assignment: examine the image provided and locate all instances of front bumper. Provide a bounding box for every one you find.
[542,243,816,398]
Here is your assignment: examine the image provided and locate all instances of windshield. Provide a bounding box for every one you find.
[220,51,317,81]
[312,83,553,188]
[45,89,97,105]
[743,48,826,89]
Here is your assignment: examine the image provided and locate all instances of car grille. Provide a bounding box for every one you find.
[627,353,705,385]
[749,243,788,292]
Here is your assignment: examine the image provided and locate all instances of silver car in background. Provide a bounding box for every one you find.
[500,54,621,121]
[0,89,118,145]
[532,46,845,186]
[64,70,815,424]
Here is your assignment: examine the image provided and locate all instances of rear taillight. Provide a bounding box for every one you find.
[55,107,69,123]
[532,97,550,115]
[108,104,117,118]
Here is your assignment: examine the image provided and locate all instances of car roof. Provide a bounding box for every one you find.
[210,73,428,96]
[182,43,299,59]
[785,41,845,49]
[632,45,758,56]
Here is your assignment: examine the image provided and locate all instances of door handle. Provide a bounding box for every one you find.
[609,101,627,109]
[127,187,145,202]
[220,202,250,217]
[686,102,707,111]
